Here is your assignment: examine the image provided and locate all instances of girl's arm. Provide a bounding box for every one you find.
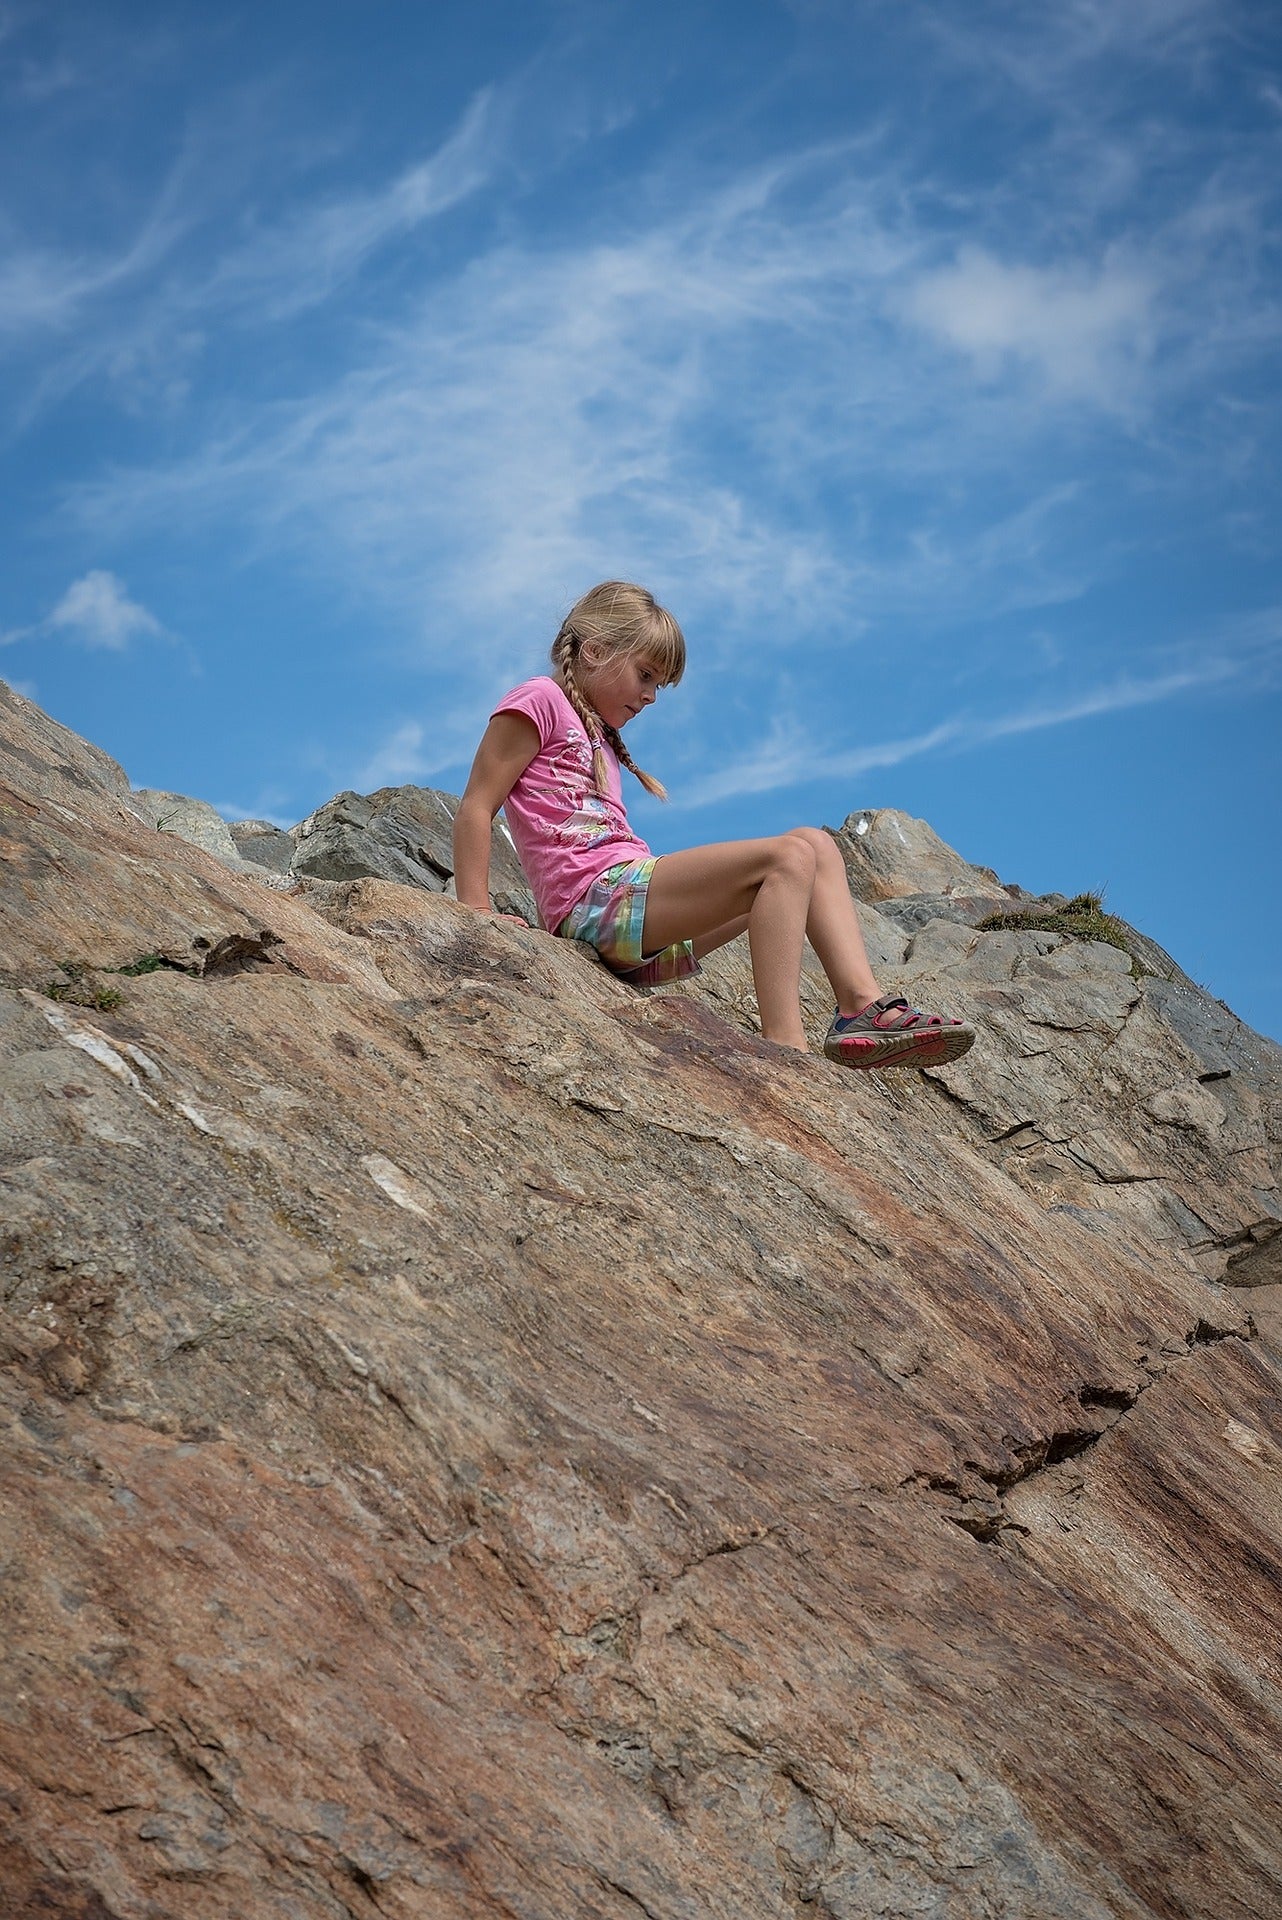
[452,712,540,912]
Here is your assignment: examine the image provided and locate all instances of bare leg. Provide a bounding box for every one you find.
[642,837,818,1048]
[691,913,749,960]
[786,828,881,1016]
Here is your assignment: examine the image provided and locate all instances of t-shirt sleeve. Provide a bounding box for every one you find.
[492,678,564,751]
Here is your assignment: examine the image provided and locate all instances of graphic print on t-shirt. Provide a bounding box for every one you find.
[536,728,623,849]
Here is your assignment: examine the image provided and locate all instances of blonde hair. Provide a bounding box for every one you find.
[550,581,685,801]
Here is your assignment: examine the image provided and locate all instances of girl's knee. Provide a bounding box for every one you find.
[787,825,841,870]
[770,833,818,884]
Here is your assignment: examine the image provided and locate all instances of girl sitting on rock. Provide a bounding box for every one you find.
[453,581,974,1071]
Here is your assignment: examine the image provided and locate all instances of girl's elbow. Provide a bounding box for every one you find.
[455,789,492,826]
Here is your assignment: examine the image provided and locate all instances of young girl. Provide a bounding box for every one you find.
[453,581,975,1070]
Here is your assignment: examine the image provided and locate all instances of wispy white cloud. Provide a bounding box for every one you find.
[354,720,431,790]
[2,570,166,651]
[68,146,1177,670]
[925,0,1226,95]
[350,703,491,792]
[204,90,498,324]
[34,1,1278,699]
[48,570,163,649]
[0,200,186,341]
[901,246,1156,405]
[212,798,295,829]
[0,84,499,436]
[679,655,1245,808]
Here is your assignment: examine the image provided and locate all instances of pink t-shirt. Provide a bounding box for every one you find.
[492,676,653,932]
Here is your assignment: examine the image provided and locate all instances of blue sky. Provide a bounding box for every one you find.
[3,0,1280,1036]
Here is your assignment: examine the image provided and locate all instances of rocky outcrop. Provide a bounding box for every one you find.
[2,677,1281,1920]
[289,785,462,891]
[290,784,539,920]
[228,819,295,874]
[118,776,537,920]
[130,790,245,867]
[832,806,1014,904]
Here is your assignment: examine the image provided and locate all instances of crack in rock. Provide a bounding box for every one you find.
[929,1321,1255,1543]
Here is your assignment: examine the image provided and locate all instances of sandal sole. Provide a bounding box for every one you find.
[823,1027,975,1071]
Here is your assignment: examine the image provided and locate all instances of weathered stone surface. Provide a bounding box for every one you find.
[229,819,295,873]
[876,890,1018,933]
[290,783,536,923]
[832,807,1012,904]
[0,681,132,804]
[131,789,244,868]
[896,923,1281,1274]
[2,689,1281,1920]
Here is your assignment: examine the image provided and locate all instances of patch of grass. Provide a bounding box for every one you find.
[975,892,1149,979]
[115,952,172,976]
[46,960,126,1012]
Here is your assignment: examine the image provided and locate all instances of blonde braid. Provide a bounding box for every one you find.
[552,627,613,796]
[602,720,668,801]
[550,617,670,802]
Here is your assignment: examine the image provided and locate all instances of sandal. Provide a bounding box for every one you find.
[823,995,975,1071]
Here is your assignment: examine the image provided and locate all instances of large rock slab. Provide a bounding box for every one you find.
[897,920,1281,1276]
[2,689,1281,1920]
[228,819,295,873]
[131,789,244,868]
[830,806,1012,903]
[290,784,536,921]
[0,680,132,803]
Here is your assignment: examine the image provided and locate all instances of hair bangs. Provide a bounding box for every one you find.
[634,604,686,687]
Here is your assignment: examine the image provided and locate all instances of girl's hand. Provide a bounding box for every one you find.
[458,899,532,929]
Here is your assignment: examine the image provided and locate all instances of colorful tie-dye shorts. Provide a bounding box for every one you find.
[557,858,699,987]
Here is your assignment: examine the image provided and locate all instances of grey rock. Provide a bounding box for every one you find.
[878,892,1021,934]
[830,809,1011,904]
[955,896,1196,989]
[1104,919,1191,985]
[290,786,454,888]
[853,899,911,973]
[229,820,295,873]
[896,917,1282,1272]
[1226,1225,1282,1287]
[1145,976,1282,1096]
[290,784,536,923]
[131,789,243,866]
[0,677,131,801]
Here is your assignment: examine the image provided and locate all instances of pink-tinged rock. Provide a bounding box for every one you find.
[1,686,1280,1919]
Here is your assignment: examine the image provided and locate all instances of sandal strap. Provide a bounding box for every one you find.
[864,996,957,1031]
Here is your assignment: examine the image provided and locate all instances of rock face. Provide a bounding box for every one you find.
[288,785,535,922]
[228,820,295,874]
[122,777,537,919]
[130,790,245,868]
[2,676,1281,1920]
[833,806,1012,904]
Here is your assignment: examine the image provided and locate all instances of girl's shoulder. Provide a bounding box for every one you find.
[499,672,561,701]
[493,675,577,737]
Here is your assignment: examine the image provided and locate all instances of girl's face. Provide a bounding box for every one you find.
[581,649,666,730]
